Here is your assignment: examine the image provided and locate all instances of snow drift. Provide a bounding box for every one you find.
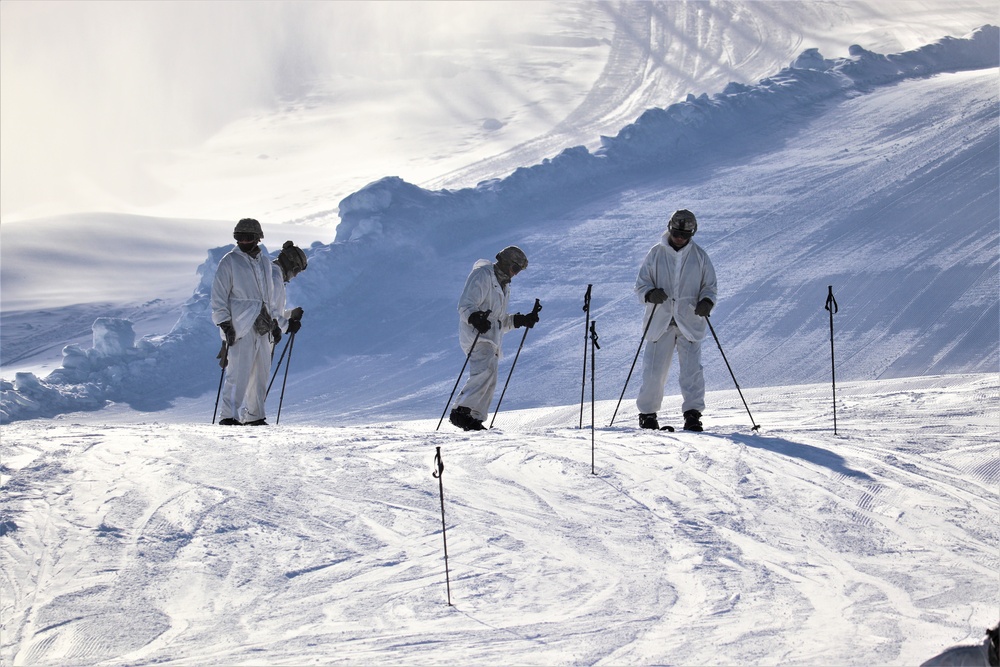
[1,26,997,425]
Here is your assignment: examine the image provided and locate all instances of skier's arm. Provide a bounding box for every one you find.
[634,247,660,303]
[458,268,490,322]
[210,258,234,330]
[699,252,718,306]
[270,264,289,332]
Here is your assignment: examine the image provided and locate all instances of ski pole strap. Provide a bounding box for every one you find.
[825,285,838,314]
[590,320,600,349]
[583,284,592,313]
[433,446,444,479]
[531,298,543,316]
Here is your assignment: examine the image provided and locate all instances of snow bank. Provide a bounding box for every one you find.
[1,248,229,423]
[1,26,996,425]
[335,25,998,243]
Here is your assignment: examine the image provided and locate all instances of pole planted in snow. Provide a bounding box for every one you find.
[212,342,227,424]
[825,285,839,435]
[275,331,296,425]
[579,284,592,429]
[706,316,760,432]
[489,299,542,428]
[590,320,600,474]
[610,303,658,427]
[437,322,486,431]
[432,446,452,606]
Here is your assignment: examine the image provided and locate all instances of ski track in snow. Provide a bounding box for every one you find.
[1,374,996,665]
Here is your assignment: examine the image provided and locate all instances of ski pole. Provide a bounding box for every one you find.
[825,285,839,434]
[706,316,760,432]
[590,320,600,475]
[275,331,296,425]
[609,303,658,426]
[266,335,291,398]
[432,446,452,605]
[212,342,227,424]
[580,284,592,429]
[437,318,487,431]
[490,299,542,428]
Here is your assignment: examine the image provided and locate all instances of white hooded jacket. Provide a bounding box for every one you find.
[634,231,718,343]
[211,247,282,341]
[457,259,515,356]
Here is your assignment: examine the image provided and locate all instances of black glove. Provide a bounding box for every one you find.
[216,342,228,369]
[695,298,714,317]
[645,288,668,304]
[512,311,539,329]
[271,319,282,346]
[287,306,303,334]
[219,321,236,346]
[468,310,492,334]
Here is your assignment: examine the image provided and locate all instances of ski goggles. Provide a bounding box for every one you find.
[669,228,693,239]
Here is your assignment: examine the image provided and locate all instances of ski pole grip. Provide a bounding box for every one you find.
[433,446,444,479]
[531,298,542,315]
[583,284,592,312]
[825,285,838,314]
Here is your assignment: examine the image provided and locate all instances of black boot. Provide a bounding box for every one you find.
[449,406,477,431]
[639,413,660,430]
[683,410,703,432]
[218,417,242,426]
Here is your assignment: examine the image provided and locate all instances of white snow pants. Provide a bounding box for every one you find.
[456,342,500,422]
[636,324,706,415]
[221,332,272,423]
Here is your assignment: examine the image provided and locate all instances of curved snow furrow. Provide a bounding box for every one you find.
[592,434,844,663]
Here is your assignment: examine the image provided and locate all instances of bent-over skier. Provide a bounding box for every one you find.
[450,246,539,431]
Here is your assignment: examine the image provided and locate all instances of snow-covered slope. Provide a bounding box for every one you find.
[2,373,996,665]
[2,27,996,426]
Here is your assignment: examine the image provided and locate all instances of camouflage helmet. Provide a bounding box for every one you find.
[234,217,264,239]
[668,209,697,236]
[495,245,528,272]
[277,240,307,277]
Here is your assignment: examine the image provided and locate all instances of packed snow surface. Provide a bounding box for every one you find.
[1,374,997,665]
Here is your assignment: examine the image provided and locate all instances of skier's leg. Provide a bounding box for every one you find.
[456,343,499,422]
[636,328,678,415]
[241,333,272,423]
[222,336,255,422]
[677,337,706,414]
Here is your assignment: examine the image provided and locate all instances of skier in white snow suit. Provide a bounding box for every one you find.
[270,240,308,342]
[450,246,538,431]
[211,219,297,426]
[634,209,718,431]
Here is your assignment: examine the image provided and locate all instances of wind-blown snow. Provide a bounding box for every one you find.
[1,9,998,666]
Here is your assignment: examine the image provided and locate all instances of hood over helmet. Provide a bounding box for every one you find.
[495,245,528,272]
[275,240,307,280]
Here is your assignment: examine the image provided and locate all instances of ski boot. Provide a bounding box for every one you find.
[683,410,703,432]
[639,413,660,430]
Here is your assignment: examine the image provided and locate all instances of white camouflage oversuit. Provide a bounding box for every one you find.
[455,259,516,422]
[634,229,718,416]
[211,246,283,424]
